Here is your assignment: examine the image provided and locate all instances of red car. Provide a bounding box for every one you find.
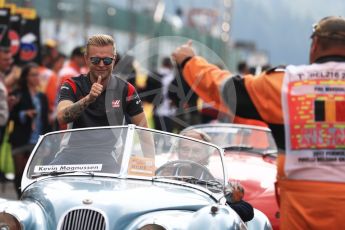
[182,123,280,229]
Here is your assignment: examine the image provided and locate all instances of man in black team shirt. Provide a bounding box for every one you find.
[57,34,148,129]
[55,35,152,168]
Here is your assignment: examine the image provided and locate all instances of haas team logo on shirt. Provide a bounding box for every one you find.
[112,99,121,108]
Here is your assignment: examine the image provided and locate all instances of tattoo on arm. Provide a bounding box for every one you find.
[61,97,90,124]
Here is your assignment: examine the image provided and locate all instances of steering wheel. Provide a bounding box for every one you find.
[155,160,215,181]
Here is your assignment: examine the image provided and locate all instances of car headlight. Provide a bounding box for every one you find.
[0,212,22,230]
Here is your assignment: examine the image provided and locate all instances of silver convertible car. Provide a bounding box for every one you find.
[0,125,271,229]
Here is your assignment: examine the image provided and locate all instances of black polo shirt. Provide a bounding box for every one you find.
[58,74,143,129]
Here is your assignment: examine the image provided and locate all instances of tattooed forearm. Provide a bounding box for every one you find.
[61,97,90,124]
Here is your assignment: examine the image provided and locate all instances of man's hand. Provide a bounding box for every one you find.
[172,40,196,65]
[4,66,21,88]
[231,182,245,203]
[225,181,245,203]
[26,109,37,119]
[57,76,103,125]
[7,95,19,111]
[88,76,103,103]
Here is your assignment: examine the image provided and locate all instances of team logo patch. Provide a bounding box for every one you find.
[112,99,121,108]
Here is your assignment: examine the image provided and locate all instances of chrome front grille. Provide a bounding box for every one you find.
[60,209,106,230]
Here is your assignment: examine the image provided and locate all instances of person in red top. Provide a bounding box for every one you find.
[172,16,345,229]
[57,46,87,88]
[39,45,67,130]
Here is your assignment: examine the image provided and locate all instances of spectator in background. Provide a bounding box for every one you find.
[0,46,20,159]
[9,63,50,197]
[237,61,250,76]
[0,47,13,77]
[0,75,8,139]
[261,64,272,72]
[57,46,86,88]
[0,46,11,183]
[0,47,12,140]
[52,53,66,75]
[248,66,256,75]
[169,59,201,132]
[113,53,137,87]
[0,47,21,91]
[41,40,59,70]
[144,57,177,132]
[0,76,9,183]
[39,46,61,127]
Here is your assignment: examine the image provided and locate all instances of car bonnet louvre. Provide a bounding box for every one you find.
[60,209,106,230]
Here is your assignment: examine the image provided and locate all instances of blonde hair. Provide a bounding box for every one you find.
[86,34,116,55]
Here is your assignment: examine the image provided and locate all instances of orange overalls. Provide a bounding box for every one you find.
[183,56,345,230]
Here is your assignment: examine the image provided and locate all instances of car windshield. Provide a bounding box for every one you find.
[183,124,278,155]
[26,126,225,192]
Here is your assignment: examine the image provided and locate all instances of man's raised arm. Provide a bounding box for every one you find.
[57,76,103,125]
[172,41,233,114]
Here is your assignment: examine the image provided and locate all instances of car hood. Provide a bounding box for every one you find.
[223,152,276,200]
[22,176,215,228]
